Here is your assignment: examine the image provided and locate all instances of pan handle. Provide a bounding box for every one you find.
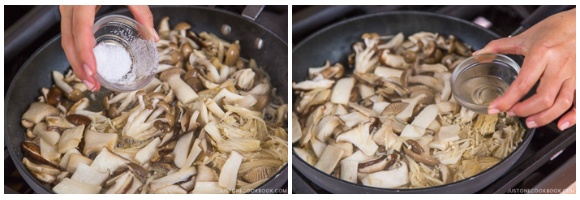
[510,5,573,36]
[242,5,265,21]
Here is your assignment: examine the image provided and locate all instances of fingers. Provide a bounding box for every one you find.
[488,48,547,114]
[557,95,576,131]
[60,6,86,80]
[473,36,526,56]
[71,6,99,91]
[524,78,575,128]
[128,5,159,41]
[507,60,566,117]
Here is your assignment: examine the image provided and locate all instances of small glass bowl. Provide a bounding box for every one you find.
[92,15,158,92]
[451,53,520,113]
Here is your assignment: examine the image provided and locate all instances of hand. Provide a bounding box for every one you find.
[60,5,159,92]
[474,8,576,131]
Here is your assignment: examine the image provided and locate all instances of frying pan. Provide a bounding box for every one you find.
[291,11,536,193]
[5,6,288,194]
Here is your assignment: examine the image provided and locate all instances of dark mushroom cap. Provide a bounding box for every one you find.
[159,67,185,82]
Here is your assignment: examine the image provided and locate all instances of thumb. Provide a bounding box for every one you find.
[128,5,159,42]
[473,36,526,56]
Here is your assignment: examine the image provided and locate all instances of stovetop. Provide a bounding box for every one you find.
[291,5,576,194]
[3,5,288,194]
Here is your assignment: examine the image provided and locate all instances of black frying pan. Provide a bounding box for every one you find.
[5,6,288,194]
[292,11,535,193]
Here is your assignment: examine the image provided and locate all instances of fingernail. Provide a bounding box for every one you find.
[488,108,500,115]
[526,120,537,128]
[152,28,160,41]
[83,80,95,91]
[507,111,516,117]
[472,50,480,55]
[559,121,570,131]
[83,64,93,77]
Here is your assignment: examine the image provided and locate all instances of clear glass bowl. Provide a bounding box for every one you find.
[451,53,520,113]
[92,15,158,92]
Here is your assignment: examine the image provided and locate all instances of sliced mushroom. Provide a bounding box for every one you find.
[358,155,389,173]
[315,115,344,142]
[330,77,355,105]
[381,102,408,116]
[71,163,108,186]
[22,102,59,124]
[57,125,84,153]
[242,166,276,183]
[53,178,102,194]
[159,68,198,104]
[314,145,344,174]
[361,161,409,188]
[218,151,243,190]
[336,122,378,156]
[403,139,439,166]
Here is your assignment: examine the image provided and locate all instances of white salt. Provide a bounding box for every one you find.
[94,42,134,84]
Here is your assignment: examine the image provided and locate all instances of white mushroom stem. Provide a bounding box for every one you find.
[71,163,108,186]
[248,83,270,95]
[40,138,60,164]
[232,68,255,90]
[361,162,409,188]
[438,124,461,143]
[348,102,376,117]
[218,151,243,190]
[53,178,101,194]
[377,32,404,49]
[292,113,302,144]
[159,67,198,104]
[66,153,92,173]
[84,130,118,156]
[340,160,358,183]
[293,147,317,166]
[374,66,403,80]
[134,137,161,164]
[58,125,84,153]
[174,132,194,168]
[205,99,225,119]
[33,122,60,145]
[416,64,448,74]
[396,94,427,122]
[358,84,375,99]
[197,58,222,83]
[438,72,452,102]
[310,137,327,158]
[330,77,355,105]
[408,75,443,91]
[156,64,175,74]
[105,171,134,194]
[339,111,370,129]
[52,71,73,94]
[336,122,378,156]
[292,78,335,90]
[90,147,130,174]
[410,104,439,130]
[383,52,407,69]
[315,115,344,142]
[314,145,344,174]
[59,149,81,169]
[22,102,59,124]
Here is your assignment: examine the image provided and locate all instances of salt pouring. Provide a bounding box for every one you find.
[92,15,158,92]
